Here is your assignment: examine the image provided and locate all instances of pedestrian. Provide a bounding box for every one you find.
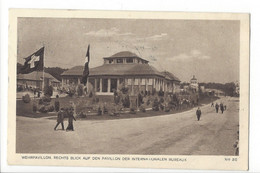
[224,105,227,110]
[220,103,224,114]
[54,108,65,131]
[196,107,202,121]
[215,103,219,113]
[211,102,214,107]
[66,102,76,131]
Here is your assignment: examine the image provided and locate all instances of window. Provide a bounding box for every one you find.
[126,58,133,63]
[141,78,145,85]
[109,59,113,64]
[128,78,131,84]
[116,59,123,63]
[134,78,139,85]
[148,78,153,85]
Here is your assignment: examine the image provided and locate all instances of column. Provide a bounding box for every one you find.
[145,78,148,91]
[78,78,80,84]
[108,78,111,93]
[94,79,97,92]
[117,78,120,90]
[131,78,134,95]
[163,80,166,92]
[138,78,141,93]
[100,78,102,92]
[62,78,64,87]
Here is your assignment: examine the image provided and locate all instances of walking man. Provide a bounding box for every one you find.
[54,108,65,130]
[211,102,214,107]
[215,103,219,113]
[196,107,202,121]
[220,103,224,114]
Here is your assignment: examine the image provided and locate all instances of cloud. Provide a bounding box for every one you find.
[146,33,168,41]
[85,27,133,37]
[168,49,211,62]
[190,49,201,57]
[198,55,211,60]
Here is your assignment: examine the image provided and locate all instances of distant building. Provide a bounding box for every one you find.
[190,75,199,92]
[17,71,60,90]
[61,51,181,95]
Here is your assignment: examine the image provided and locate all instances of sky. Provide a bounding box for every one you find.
[17,18,240,83]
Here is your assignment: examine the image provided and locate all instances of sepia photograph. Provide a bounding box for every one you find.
[7,9,249,170]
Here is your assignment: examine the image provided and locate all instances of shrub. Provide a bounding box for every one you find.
[152,88,156,96]
[122,95,130,108]
[114,95,120,105]
[138,93,143,107]
[97,106,102,115]
[38,98,44,105]
[77,112,87,118]
[130,107,136,114]
[77,84,84,96]
[46,105,55,112]
[158,89,164,97]
[32,103,37,113]
[68,86,76,97]
[160,104,164,111]
[55,101,60,112]
[39,106,48,113]
[17,85,24,92]
[164,107,170,112]
[146,99,151,106]
[103,105,108,114]
[44,85,53,97]
[89,91,93,98]
[139,105,146,112]
[159,97,164,104]
[121,86,129,94]
[22,94,31,103]
[42,96,51,102]
[152,97,160,111]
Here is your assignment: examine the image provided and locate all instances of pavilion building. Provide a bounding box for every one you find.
[61,51,181,95]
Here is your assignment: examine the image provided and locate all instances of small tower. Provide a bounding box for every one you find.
[190,75,199,92]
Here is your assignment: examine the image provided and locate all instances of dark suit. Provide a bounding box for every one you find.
[54,111,64,130]
[196,109,201,121]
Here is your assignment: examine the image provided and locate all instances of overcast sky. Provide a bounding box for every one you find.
[17,18,240,83]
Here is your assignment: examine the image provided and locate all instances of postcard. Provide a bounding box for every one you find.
[8,9,249,170]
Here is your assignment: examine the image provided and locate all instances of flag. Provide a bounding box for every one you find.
[19,47,44,74]
[81,45,90,85]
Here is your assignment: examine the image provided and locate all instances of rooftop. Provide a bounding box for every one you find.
[17,71,60,82]
[161,71,181,82]
[104,51,149,63]
[61,63,163,77]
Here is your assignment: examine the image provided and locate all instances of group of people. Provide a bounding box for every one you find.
[195,101,227,121]
[54,101,76,131]
[211,102,226,114]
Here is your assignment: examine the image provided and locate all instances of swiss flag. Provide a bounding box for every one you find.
[19,47,44,74]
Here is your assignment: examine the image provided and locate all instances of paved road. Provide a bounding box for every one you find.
[16,96,239,155]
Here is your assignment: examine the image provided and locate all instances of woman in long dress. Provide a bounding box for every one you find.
[66,102,76,131]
